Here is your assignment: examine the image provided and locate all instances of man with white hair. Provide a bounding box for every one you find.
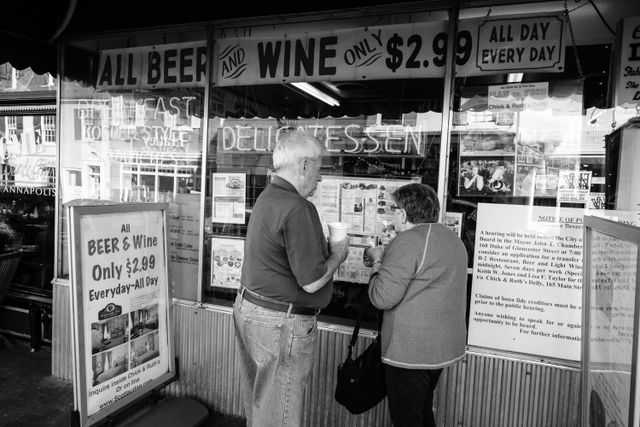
[233,131,349,426]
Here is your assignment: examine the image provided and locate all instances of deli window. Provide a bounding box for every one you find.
[57,31,207,303]
[202,81,446,323]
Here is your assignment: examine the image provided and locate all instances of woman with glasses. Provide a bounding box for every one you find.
[364,183,468,427]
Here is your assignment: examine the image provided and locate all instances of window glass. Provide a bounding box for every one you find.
[0,64,56,93]
[204,12,457,324]
[451,42,640,359]
[204,81,446,323]
[58,32,206,301]
[0,113,56,289]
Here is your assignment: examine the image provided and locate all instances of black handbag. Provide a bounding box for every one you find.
[335,311,386,414]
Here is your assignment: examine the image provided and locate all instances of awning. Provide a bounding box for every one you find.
[1,0,435,76]
[0,0,76,74]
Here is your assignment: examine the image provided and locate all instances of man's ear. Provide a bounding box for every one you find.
[299,158,310,176]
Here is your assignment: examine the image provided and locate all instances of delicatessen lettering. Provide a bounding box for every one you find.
[220,124,427,156]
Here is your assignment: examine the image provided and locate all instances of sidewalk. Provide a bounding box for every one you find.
[0,336,245,426]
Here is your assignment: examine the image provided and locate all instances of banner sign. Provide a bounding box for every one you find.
[215,13,565,86]
[68,203,174,426]
[487,82,550,111]
[97,42,207,90]
[615,16,640,107]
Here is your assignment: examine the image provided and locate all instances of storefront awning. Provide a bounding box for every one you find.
[2,0,433,77]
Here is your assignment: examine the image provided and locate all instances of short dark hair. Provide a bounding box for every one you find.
[392,183,439,224]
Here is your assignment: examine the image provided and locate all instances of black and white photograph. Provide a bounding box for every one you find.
[91,314,129,355]
[459,158,515,196]
[91,345,129,386]
[458,130,516,156]
[129,304,159,340]
[130,331,160,368]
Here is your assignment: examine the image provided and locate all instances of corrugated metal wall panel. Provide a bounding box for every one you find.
[51,298,581,426]
[434,354,580,427]
[52,283,72,380]
[165,303,392,426]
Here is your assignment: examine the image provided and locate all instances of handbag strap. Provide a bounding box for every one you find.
[347,310,382,358]
[347,311,363,358]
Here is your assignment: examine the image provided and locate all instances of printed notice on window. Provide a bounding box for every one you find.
[467,203,639,361]
[211,173,246,224]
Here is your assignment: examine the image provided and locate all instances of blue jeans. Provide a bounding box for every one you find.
[233,291,318,427]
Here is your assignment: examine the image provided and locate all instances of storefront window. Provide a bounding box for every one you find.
[58,31,207,300]
[0,112,56,289]
[203,10,451,323]
[446,6,640,361]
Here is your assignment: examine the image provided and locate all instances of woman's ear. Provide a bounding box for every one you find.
[399,209,407,224]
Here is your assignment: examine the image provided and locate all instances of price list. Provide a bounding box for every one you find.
[82,213,166,304]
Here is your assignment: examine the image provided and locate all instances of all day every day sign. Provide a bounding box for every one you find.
[215,13,565,86]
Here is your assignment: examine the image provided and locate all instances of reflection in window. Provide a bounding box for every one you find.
[41,116,56,144]
[5,116,17,140]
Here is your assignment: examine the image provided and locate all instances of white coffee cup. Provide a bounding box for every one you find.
[327,222,349,242]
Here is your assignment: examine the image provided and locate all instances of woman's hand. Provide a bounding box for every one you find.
[364,246,385,272]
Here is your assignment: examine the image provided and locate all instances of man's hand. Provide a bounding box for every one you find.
[301,237,350,293]
[329,237,350,264]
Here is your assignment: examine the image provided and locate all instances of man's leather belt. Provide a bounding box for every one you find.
[241,289,320,316]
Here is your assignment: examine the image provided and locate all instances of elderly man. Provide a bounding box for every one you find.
[233,131,349,427]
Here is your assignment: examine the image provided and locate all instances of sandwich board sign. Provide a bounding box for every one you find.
[67,202,174,426]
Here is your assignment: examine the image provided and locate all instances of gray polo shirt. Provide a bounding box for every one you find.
[240,176,332,309]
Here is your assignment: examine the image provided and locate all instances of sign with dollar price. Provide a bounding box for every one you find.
[614,16,640,107]
[67,203,174,427]
[215,12,565,86]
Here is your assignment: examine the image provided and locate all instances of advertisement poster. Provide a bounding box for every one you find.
[168,193,201,300]
[211,173,246,224]
[589,192,606,210]
[68,204,174,426]
[467,203,638,361]
[488,82,550,111]
[308,175,418,283]
[308,175,416,239]
[586,222,639,427]
[211,237,244,289]
[615,16,640,107]
[215,13,565,86]
[557,170,592,203]
[444,212,463,237]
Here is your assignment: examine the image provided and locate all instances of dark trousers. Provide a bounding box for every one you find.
[385,364,443,427]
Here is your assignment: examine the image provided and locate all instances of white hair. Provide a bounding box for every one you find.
[272,131,325,170]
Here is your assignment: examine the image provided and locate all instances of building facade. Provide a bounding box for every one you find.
[44,0,640,425]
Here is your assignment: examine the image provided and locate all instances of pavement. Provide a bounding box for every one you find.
[0,336,246,426]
